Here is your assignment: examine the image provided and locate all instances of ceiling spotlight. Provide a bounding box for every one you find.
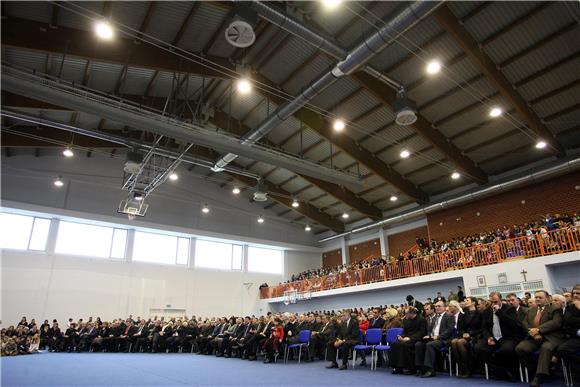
[451,171,461,180]
[232,187,241,195]
[426,60,441,75]
[393,88,417,126]
[53,176,64,187]
[169,172,179,181]
[390,195,398,202]
[201,204,210,214]
[535,140,547,149]
[322,0,342,10]
[257,215,265,224]
[291,198,300,208]
[341,212,349,219]
[95,21,114,40]
[237,78,252,94]
[333,119,345,132]
[133,192,144,201]
[62,148,74,158]
[305,224,311,232]
[400,149,411,159]
[489,107,503,118]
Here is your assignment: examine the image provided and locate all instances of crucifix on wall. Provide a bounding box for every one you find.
[520,269,528,282]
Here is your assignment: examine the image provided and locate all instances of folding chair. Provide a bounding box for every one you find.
[353,328,382,369]
[284,330,311,364]
[374,327,403,370]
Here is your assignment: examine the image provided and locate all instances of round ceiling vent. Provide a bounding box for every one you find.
[225,20,256,48]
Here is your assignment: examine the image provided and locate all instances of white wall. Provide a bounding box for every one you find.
[1,248,284,325]
[284,250,322,282]
[267,251,580,314]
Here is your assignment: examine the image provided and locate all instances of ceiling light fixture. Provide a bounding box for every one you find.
[426,60,441,75]
[201,204,210,214]
[237,78,252,94]
[451,171,461,180]
[341,212,349,219]
[400,149,411,159]
[489,107,503,118]
[169,172,179,181]
[133,192,144,201]
[291,198,299,208]
[62,148,74,158]
[322,0,342,10]
[333,119,345,132]
[257,215,264,224]
[390,195,398,202]
[53,176,64,187]
[305,225,311,232]
[232,187,241,195]
[393,88,418,126]
[535,140,547,149]
[95,21,114,40]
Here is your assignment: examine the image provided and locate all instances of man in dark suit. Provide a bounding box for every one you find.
[369,309,385,329]
[78,322,98,352]
[516,290,564,387]
[194,321,214,355]
[62,322,79,352]
[415,301,456,377]
[507,292,528,323]
[246,317,272,360]
[326,311,359,370]
[166,321,189,353]
[558,284,580,377]
[117,320,138,352]
[129,320,149,353]
[228,317,253,358]
[475,291,523,381]
[199,319,223,355]
[390,307,428,375]
[310,314,336,360]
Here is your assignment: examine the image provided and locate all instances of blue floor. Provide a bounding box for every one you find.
[0,352,565,387]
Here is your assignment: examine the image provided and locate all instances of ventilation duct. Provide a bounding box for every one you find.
[213,1,441,172]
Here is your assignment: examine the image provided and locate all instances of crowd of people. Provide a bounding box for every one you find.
[286,213,579,284]
[2,285,579,387]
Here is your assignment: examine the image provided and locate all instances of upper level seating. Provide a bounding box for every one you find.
[261,214,580,299]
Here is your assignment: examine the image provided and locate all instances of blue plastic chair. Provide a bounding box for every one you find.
[374,327,403,370]
[353,328,382,369]
[284,330,311,364]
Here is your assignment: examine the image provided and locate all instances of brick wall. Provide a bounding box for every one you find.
[427,171,580,242]
[349,238,381,263]
[322,249,342,268]
[387,226,429,257]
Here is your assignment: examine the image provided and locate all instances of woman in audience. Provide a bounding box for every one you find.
[383,308,403,330]
[451,297,482,378]
[262,318,284,364]
[358,313,369,335]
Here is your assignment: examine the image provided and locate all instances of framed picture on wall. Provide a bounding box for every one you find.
[476,275,486,287]
[498,273,508,284]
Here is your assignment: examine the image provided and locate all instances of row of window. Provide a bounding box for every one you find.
[0,212,283,274]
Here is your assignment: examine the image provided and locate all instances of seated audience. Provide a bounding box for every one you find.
[326,311,359,370]
[389,307,427,375]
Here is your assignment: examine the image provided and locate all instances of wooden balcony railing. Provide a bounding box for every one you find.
[260,226,580,299]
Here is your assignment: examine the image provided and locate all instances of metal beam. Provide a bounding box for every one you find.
[434,4,566,157]
[210,110,384,220]
[1,17,233,79]
[352,71,488,184]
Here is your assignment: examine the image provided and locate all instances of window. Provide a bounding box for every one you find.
[0,213,51,251]
[247,247,283,274]
[55,221,126,259]
[132,231,189,265]
[195,240,242,270]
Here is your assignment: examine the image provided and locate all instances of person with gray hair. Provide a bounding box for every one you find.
[551,294,566,313]
[558,284,580,379]
[516,290,564,387]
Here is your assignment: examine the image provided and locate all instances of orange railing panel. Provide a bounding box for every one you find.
[263,226,580,299]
